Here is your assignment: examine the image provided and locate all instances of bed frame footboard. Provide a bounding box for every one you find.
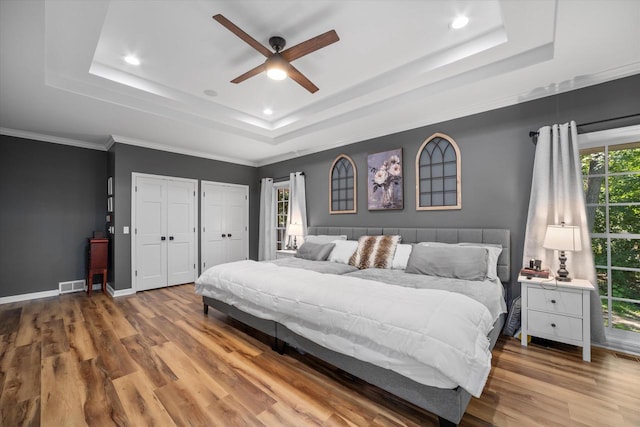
[201,295,505,426]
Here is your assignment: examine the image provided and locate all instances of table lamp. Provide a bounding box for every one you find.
[542,222,582,282]
[287,222,303,250]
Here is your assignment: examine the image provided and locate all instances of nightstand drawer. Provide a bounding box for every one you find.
[528,311,583,341]
[527,287,582,316]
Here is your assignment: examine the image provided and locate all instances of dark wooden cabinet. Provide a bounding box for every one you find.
[87,238,109,295]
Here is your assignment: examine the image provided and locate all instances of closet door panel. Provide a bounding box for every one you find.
[167,181,196,286]
[225,186,248,263]
[136,177,167,291]
[202,183,227,269]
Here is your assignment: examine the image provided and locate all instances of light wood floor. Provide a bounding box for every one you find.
[1,284,638,426]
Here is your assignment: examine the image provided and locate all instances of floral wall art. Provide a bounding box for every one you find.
[368,148,403,210]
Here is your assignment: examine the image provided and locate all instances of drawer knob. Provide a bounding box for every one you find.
[550,299,556,304]
[551,323,556,328]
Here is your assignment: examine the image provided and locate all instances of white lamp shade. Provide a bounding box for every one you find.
[287,222,303,237]
[543,224,582,251]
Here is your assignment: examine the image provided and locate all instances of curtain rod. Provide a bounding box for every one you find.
[259,172,305,183]
[528,113,640,139]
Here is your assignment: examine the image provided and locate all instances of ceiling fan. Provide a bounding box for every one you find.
[213,14,339,93]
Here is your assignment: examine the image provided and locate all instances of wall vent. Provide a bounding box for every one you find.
[59,280,86,294]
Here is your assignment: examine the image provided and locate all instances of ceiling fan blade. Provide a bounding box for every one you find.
[288,65,319,94]
[213,14,272,57]
[231,63,266,84]
[281,30,339,63]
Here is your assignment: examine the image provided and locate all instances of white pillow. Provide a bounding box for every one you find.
[328,240,358,264]
[418,241,502,280]
[392,244,413,269]
[304,234,347,245]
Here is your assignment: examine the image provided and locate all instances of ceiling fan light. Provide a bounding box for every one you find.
[265,54,289,80]
[267,67,287,80]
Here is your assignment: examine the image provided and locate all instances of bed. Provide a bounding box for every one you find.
[195,226,510,426]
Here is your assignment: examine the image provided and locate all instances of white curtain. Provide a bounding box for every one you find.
[523,121,605,343]
[258,178,275,261]
[285,172,308,246]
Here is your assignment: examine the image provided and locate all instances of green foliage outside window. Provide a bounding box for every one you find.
[276,188,290,250]
[581,145,640,332]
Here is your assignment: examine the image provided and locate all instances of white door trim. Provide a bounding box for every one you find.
[131,172,199,292]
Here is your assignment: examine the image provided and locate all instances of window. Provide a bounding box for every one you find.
[416,133,461,210]
[329,154,357,214]
[581,140,640,340]
[274,181,289,250]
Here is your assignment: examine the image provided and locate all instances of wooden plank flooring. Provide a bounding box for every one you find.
[0,284,638,426]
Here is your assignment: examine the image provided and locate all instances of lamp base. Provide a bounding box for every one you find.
[556,250,572,282]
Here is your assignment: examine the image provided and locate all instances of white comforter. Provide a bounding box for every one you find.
[195,260,495,397]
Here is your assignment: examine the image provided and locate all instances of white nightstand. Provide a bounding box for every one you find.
[519,275,594,362]
[276,249,296,259]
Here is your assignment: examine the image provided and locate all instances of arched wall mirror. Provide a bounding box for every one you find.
[329,154,357,214]
[415,133,462,210]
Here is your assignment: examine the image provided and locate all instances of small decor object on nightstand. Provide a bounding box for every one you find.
[520,267,550,279]
[543,222,582,282]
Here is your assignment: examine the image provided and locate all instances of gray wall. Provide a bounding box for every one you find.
[111,143,259,290]
[0,135,107,297]
[258,74,640,302]
[1,74,638,298]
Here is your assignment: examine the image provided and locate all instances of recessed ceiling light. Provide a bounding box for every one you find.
[203,89,218,97]
[263,108,273,115]
[451,16,469,29]
[124,55,140,66]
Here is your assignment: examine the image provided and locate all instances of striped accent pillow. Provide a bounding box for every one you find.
[349,235,401,269]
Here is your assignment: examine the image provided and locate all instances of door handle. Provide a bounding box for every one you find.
[169,236,174,241]
[221,234,227,238]
[228,233,232,238]
[161,236,166,241]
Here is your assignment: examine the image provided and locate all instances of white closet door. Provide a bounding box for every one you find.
[136,177,167,291]
[133,173,198,292]
[225,186,249,263]
[201,181,248,271]
[167,180,196,286]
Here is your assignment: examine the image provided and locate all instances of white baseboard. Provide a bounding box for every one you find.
[0,282,136,304]
[0,289,59,304]
[88,283,103,291]
[108,283,135,297]
[594,337,640,357]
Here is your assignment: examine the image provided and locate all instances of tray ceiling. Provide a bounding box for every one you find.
[1,0,639,166]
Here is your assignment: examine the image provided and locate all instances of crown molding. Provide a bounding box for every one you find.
[0,127,108,151]
[110,135,257,167]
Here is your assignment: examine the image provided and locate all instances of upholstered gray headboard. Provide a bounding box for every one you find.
[307,226,511,284]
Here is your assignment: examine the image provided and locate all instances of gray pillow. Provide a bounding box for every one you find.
[295,242,336,261]
[405,244,489,280]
